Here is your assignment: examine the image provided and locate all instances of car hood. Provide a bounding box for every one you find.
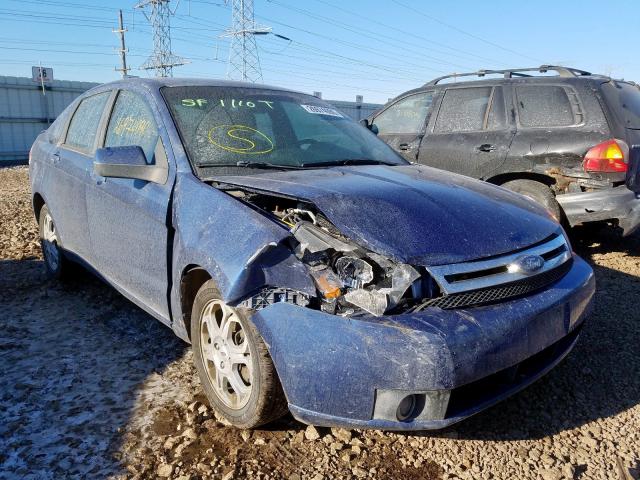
[209,164,560,266]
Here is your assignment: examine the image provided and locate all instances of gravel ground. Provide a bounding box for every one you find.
[1,165,639,480]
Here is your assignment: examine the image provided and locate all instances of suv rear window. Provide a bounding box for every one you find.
[515,85,575,128]
[601,81,640,129]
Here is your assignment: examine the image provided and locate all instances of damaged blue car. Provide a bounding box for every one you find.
[29,78,595,430]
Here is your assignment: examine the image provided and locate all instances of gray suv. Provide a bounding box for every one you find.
[365,65,640,234]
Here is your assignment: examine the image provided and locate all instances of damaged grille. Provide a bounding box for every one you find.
[418,259,572,310]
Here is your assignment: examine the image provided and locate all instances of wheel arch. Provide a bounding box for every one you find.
[178,264,214,341]
[486,171,556,188]
[32,192,46,222]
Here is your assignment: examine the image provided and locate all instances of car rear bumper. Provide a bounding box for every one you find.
[557,185,640,236]
[250,256,595,430]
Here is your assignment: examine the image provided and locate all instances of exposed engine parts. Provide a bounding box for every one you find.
[224,187,433,316]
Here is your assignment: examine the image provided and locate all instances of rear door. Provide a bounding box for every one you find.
[507,83,607,176]
[416,85,513,178]
[84,88,174,321]
[53,91,112,260]
[370,91,435,161]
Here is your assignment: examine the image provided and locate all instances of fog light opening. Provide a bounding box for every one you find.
[396,394,417,421]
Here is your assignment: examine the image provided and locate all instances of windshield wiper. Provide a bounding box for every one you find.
[301,159,399,168]
[236,160,304,170]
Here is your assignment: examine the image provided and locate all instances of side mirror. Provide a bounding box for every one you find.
[359,118,379,135]
[94,146,167,183]
[627,145,640,194]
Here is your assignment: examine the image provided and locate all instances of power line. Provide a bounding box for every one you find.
[308,0,509,67]
[389,0,541,63]
[264,0,484,70]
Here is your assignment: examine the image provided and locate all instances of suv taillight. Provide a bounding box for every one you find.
[583,139,628,172]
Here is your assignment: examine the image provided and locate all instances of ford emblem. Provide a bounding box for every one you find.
[509,255,545,274]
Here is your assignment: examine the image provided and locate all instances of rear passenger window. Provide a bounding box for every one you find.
[105,90,160,163]
[434,87,492,132]
[65,92,110,152]
[374,92,434,134]
[516,86,576,128]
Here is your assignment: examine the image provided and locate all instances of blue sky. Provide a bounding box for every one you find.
[1,0,638,104]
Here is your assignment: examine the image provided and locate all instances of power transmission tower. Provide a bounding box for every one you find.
[224,0,270,83]
[113,9,130,78]
[134,0,186,77]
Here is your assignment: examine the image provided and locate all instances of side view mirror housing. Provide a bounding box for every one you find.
[627,145,640,194]
[359,118,379,135]
[94,146,167,184]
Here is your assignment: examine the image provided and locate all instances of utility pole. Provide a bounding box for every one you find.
[134,0,186,77]
[224,0,270,82]
[113,10,130,78]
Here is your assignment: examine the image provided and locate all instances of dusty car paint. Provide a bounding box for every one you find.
[30,78,595,429]
[370,68,640,234]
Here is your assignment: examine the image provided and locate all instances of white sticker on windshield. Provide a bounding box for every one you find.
[300,104,344,117]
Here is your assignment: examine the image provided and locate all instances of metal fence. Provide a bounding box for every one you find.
[0,75,382,164]
[0,76,99,163]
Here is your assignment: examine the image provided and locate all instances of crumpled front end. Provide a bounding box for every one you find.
[250,256,594,430]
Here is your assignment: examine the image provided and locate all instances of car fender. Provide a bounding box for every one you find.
[169,173,315,339]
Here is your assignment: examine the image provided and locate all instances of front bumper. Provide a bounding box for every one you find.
[557,185,640,236]
[251,256,595,430]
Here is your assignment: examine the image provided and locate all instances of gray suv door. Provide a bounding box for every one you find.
[417,85,514,178]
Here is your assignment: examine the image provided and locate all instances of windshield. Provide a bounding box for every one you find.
[161,86,407,173]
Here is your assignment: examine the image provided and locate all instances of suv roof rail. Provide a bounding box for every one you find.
[425,65,593,86]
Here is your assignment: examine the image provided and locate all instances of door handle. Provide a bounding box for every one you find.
[398,143,411,151]
[476,144,496,153]
[51,152,60,164]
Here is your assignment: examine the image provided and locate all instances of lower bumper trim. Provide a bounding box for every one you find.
[289,325,583,431]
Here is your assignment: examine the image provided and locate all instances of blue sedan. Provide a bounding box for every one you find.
[29,78,594,430]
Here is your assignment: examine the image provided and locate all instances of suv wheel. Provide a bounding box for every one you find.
[191,280,288,428]
[38,204,72,279]
[501,179,562,221]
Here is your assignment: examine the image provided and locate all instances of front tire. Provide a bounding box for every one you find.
[501,179,563,221]
[38,204,72,279]
[191,280,288,428]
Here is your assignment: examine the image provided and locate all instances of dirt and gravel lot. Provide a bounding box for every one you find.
[1,165,639,480]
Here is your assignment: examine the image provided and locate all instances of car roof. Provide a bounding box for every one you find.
[87,77,308,96]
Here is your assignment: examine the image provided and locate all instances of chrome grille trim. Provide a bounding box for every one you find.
[426,232,571,295]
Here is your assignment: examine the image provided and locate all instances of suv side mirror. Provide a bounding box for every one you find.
[627,145,640,194]
[359,118,379,135]
[94,146,167,183]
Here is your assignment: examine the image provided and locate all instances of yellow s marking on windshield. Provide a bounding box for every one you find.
[207,125,274,155]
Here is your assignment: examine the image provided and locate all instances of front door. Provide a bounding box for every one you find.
[84,89,174,321]
[417,85,514,179]
[370,91,435,162]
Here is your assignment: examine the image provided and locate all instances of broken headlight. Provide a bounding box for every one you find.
[287,214,431,316]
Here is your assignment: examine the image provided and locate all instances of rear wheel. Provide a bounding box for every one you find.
[501,179,562,221]
[191,280,288,428]
[38,204,72,279]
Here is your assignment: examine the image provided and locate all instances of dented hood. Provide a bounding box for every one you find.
[209,164,560,266]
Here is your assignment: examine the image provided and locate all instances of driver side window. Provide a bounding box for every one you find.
[373,92,434,135]
[105,90,160,164]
